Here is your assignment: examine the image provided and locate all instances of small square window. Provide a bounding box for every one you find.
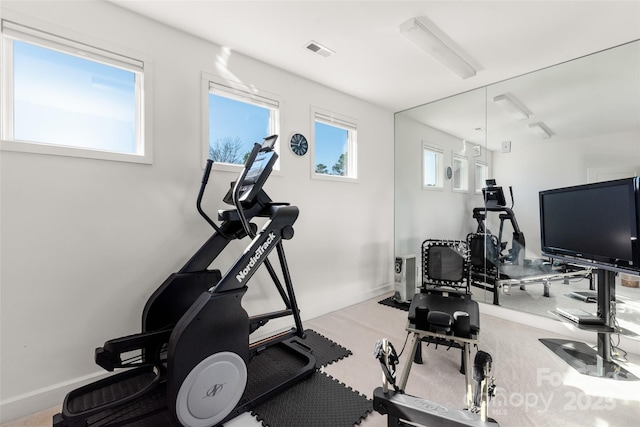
[475,162,489,193]
[312,109,357,180]
[206,79,280,168]
[452,155,469,192]
[422,143,443,189]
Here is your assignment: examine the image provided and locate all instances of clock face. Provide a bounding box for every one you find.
[290,133,308,156]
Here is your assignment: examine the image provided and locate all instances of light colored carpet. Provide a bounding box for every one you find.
[311,293,640,427]
[474,274,640,339]
[4,292,640,427]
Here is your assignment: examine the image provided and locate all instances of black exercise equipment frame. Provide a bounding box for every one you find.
[54,135,315,427]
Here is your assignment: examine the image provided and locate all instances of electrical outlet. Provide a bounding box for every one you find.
[501,141,511,153]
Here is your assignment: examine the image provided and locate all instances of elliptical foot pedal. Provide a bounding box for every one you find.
[54,365,161,426]
[64,365,159,417]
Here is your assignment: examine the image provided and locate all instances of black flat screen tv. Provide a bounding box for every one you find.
[539,177,640,274]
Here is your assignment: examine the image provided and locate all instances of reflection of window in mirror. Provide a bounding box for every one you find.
[422,143,443,189]
[475,162,488,194]
[452,155,468,192]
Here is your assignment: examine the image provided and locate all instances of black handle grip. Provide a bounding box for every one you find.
[202,159,213,185]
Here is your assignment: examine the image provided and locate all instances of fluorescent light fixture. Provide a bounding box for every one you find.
[493,94,530,120]
[400,17,477,79]
[528,122,553,139]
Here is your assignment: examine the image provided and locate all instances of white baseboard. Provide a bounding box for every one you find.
[302,282,394,321]
[0,370,110,423]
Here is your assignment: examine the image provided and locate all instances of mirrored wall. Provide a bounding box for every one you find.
[395,40,640,336]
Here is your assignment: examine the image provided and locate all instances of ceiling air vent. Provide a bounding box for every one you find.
[305,41,334,57]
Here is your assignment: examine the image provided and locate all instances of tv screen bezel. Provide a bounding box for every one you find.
[539,177,640,274]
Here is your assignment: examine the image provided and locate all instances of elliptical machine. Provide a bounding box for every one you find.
[473,179,526,265]
[53,135,315,427]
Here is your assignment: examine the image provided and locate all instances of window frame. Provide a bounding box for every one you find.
[0,18,152,164]
[422,142,444,190]
[474,161,489,194]
[310,107,358,182]
[202,73,281,172]
[452,153,469,193]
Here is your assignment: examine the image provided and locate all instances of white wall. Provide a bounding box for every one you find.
[492,129,640,258]
[0,1,394,421]
[394,114,489,257]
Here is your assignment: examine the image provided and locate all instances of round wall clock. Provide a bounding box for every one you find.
[446,166,453,180]
[290,133,308,156]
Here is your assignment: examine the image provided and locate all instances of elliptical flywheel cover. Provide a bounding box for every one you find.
[176,351,247,427]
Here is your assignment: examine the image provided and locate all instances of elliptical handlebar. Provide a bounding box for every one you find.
[196,159,227,236]
[196,135,278,240]
[509,186,515,209]
[202,158,214,185]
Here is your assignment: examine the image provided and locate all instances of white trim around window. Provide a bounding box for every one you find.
[452,153,469,193]
[422,142,443,190]
[310,107,358,182]
[201,72,281,172]
[475,160,489,194]
[0,18,153,164]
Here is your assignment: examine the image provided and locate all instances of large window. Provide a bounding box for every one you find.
[422,143,443,189]
[1,20,149,163]
[312,109,357,180]
[206,78,280,167]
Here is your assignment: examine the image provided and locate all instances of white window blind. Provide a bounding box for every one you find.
[209,81,279,110]
[2,20,143,72]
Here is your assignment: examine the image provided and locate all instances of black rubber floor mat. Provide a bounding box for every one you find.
[252,371,373,427]
[78,329,356,426]
[244,341,312,403]
[288,329,352,368]
[378,296,410,311]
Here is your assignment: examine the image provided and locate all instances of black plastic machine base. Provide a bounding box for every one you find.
[53,339,314,427]
[373,387,499,427]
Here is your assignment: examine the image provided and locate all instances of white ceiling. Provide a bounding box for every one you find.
[402,39,640,150]
[110,0,640,113]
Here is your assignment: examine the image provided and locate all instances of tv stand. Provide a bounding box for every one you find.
[541,269,638,381]
[596,269,614,361]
